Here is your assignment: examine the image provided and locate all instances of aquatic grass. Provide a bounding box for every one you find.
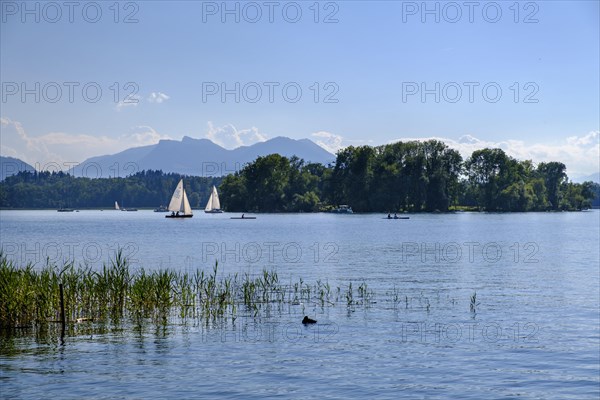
[346,282,354,306]
[470,291,479,313]
[357,281,375,306]
[0,256,59,328]
[0,252,474,336]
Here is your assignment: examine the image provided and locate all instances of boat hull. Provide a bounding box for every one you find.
[165,214,193,218]
[331,205,353,214]
[205,210,224,214]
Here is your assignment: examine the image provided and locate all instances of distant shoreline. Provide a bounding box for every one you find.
[1,208,597,212]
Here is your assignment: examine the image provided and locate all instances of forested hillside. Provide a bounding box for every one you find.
[219,141,597,212]
[0,170,221,209]
[1,141,597,212]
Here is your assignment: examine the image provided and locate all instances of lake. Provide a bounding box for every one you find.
[1,210,599,399]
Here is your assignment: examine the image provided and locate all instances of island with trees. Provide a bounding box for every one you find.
[1,141,597,212]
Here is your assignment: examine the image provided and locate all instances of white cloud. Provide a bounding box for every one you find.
[127,125,166,144]
[311,131,373,154]
[114,91,168,110]
[0,117,170,168]
[3,115,597,178]
[389,131,600,178]
[566,131,597,146]
[115,95,141,111]
[311,131,344,154]
[205,122,267,149]
[1,117,62,167]
[148,92,170,104]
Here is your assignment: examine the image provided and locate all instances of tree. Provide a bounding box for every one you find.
[1,148,594,213]
[0,170,221,209]
[330,146,374,211]
[219,174,248,211]
[537,162,567,210]
[465,148,510,210]
[422,140,462,211]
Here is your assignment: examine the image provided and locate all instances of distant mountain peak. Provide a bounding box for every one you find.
[571,171,600,184]
[73,136,334,178]
[181,136,203,142]
[0,156,35,181]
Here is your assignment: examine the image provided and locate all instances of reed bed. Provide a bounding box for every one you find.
[1,252,477,335]
[0,252,379,332]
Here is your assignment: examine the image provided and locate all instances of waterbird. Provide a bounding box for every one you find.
[302,316,317,324]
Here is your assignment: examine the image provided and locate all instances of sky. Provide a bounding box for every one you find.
[1,0,599,178]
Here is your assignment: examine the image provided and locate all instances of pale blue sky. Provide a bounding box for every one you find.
[1,1,598,176]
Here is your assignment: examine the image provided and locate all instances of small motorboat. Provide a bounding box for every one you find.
[331,205,353,214]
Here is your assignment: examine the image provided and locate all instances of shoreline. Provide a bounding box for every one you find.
[0,208,597,212]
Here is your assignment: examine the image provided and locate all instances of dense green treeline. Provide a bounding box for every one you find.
[220,141,597,212]
[0,170,221,209]
[459,148,596,211]
[0,141,597,211]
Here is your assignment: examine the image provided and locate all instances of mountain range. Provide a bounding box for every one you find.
[71,136,335,178]
[0,156,35,181]
[2,138,598,183]
[571,172,600,184]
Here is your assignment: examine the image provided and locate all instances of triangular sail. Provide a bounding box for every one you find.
[168,180,183,211]
[205,186,221,211]
[182,189,192,215]
[115,201,120,210]
[211,186,221,210]
[168,179,193,215]
[205,191,214,211]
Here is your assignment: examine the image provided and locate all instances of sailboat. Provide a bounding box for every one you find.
[116,200,137,212]
[165,179,193,218]
[204,186,223,213]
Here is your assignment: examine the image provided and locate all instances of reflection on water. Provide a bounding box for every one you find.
[1,211,599,398]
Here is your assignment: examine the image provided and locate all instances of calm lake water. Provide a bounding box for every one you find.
[1,210,599,399]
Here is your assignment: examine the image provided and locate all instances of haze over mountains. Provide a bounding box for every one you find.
[70,136,335,178]
[571,172,600,184]
[2,137,598,183]
[0,156,35,181]
[0,137,334,180]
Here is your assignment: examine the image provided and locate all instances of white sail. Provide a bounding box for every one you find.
[168,179,193,215]
[168,180,183,212]
[205,186,221,211]
[205,192,214,211]
[212,186,221,210]
[115,201,120,210]
[182,188,192,215]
